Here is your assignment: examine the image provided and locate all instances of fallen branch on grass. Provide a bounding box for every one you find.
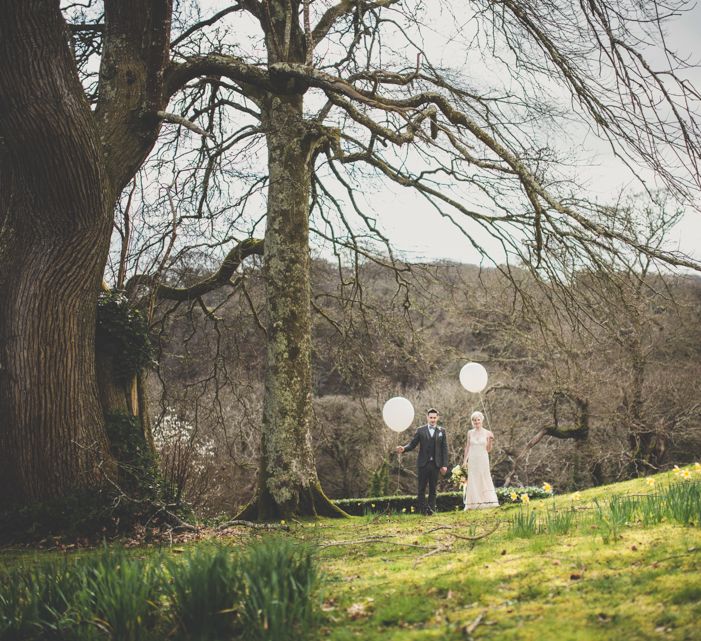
[216,519,290,531]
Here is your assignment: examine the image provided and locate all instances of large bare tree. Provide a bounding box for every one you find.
[1,0,700,517]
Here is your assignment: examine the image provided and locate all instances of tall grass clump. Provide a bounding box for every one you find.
[78,547,163,641]
[639,492,666,526]
[592,498,626,544]
[507,506,539,539]
[0,559,83,641]
[0,548,163,641]
[661,479,701,525]
[541,503,577,536]
[167,545,242,641]
[240,536,319,641]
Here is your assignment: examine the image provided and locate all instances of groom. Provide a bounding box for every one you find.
[396,408,449,515]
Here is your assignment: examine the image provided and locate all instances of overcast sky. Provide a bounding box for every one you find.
[363,4,701,266]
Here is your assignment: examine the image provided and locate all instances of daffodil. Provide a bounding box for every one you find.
[673,465,682,476]
[572,491,581,501]
[402,508,407,513]
[694,462,701,473]
[520,493,530,504]
[280,519,286,525]
[645,477,655,487]
[410,506,415,513]
[681,469,692,480]
[543,482,553,494]
[510,491,518,502]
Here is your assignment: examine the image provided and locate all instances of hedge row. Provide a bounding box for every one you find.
[333,486,552,516]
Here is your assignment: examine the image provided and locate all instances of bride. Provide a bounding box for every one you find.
[463,411,499,509]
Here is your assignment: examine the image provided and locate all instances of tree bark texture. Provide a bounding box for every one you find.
[0,0,171,507]
[255,94,344,518]
[0,1,114,505]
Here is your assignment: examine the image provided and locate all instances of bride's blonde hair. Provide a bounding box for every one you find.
[470,411,484,421]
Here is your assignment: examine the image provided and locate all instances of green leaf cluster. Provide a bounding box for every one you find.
[96,291,154,381]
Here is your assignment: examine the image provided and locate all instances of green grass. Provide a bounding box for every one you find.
[1,468,700,640]
[305,468,701,641]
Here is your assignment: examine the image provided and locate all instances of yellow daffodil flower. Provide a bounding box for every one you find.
[681,469,692,480]
[510,491,518,501]
[572,491,581,500]
[543,482,553,494]
[645,477,655,487]
[672,465,681,476]
[520,493,530,504]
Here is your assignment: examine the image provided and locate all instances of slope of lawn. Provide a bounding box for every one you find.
[303,467,701,641]
[0,467,699,641]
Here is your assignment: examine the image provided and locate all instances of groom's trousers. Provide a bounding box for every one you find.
[417,463,440,514]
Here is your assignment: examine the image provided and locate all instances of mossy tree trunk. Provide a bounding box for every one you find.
[250,94,344,520]
[241,0,345,519]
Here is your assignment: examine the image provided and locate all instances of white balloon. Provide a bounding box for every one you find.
[382,397,415,432]
[459,362,488,393]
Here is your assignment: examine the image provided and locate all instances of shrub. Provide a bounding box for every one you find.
[334,486,552,515]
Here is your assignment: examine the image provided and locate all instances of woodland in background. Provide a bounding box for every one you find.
[148,254,701,516]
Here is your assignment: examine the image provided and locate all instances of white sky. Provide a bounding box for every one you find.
[361,4,701,266]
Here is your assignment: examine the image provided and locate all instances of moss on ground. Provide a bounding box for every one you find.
[304,468,701,641]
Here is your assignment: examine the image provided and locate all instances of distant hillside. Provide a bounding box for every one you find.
[148,258,701,513]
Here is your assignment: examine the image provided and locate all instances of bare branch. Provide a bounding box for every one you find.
[156,110,216,139]
[127,238,264,301]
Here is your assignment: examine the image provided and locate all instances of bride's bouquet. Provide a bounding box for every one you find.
[450,464,467,487]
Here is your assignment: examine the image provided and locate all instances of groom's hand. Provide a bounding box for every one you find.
[396,446,405,454]
[440,466,447,475]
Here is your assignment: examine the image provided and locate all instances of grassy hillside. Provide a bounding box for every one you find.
[1,469,699,641]
[303,469,701,641]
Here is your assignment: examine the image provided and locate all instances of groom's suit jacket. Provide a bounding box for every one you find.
[402,425,449,469]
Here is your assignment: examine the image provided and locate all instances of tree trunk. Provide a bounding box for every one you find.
[251,94,344,519]
[0,0,171,511]
[0,2,115,506]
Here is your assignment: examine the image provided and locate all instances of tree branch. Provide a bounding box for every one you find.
[171,3,244,48]
[127,238,264,301]
[165,55,271,100]
[156,110,215,138]
[312,0,400,46]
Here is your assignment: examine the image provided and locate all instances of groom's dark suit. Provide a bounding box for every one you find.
[401,425,449,514]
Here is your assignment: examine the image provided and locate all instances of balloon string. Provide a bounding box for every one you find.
[396,432,402,494]
[478,391,491,430]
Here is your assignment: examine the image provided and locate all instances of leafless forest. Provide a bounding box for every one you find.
[146,250,701,514]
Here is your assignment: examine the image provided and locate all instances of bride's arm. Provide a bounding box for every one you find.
[462,431,470,466]
[486,431,494,453]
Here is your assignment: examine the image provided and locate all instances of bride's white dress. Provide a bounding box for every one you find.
[464,428,499,509]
